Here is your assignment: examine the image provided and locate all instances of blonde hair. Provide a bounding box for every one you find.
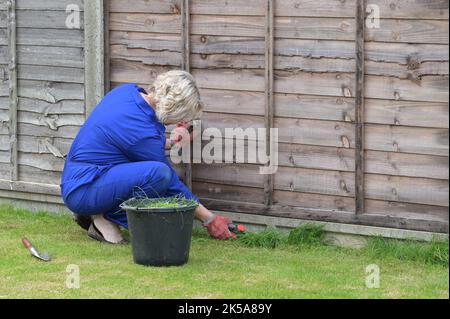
[148,70,203,124]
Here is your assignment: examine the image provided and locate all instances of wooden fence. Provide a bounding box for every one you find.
[0,0,449,233]
[0,0,85,205]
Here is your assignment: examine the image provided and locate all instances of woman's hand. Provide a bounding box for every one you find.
[204,215,237,240]
[170,122,195,148]
[195,204,236,240]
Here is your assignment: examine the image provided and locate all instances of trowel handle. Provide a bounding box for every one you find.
[228,224,246,234]
[22,237,32,249]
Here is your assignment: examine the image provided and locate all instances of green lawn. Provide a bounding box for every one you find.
[0,205,448,299]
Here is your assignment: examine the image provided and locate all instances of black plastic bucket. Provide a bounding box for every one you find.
[121,198,198,267]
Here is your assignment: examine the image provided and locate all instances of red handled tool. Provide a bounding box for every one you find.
[228,223,246,235]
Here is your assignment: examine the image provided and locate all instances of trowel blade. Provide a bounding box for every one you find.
[22,238,52,262]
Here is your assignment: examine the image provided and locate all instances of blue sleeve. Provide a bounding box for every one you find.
[127,136,199,202]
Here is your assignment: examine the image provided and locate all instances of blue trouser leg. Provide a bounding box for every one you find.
[65,161,172,228]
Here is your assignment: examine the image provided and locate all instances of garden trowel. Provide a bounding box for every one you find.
[228,223,246,235]
[22,237,51,262]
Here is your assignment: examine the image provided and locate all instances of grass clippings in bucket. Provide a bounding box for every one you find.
[121,196,198,212]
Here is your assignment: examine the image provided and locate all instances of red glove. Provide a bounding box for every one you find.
[203,215,237,240]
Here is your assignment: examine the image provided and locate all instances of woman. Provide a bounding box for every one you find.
[61,71,235,244]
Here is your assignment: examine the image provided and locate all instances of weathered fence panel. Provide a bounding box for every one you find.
[106,0,448,232]
[0,0,85,191]
[0,1,12,180]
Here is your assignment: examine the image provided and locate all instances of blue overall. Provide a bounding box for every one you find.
[61,83,198,228]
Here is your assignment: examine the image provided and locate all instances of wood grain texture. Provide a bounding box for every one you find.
[0,45,7,64]
[0,11,7,28]
[109,44,449,81]
[193,162,449,206]
[192,14,266,37]
[277,71,448,103]
[199,112,448,156]
[18,164,62,185]
[365,199,449,223]
[17,28,84,47]
[110,32,449,62]
[109,0,182,14]
[31,74,448,128]
[277,143,449,180]
[110,31,181,55]
[0,165,9,180]
[275,167,449,206]
[14,0,84,11]
[367,19,448,44]
[18,80,84,102]
[110,60,172,85]
[18,123,81,139]
[274,190,449,224]
[18,152,65,172]
[276,17,448,44]
[194,181,356,212]
[203,199,448,233]
[0,0,84,11]
[16,135,72,156]
[18,65,84,84]
[110,13,181,34]
[365,100,449,128]
[275,117,355,148]
[16,45,84,68]
[108,0,449,19]
[193,163,264,188]
[0,152,10,179]
[193,181,265,204]
[0,81,9,97]
[365,124,448,156]
[0,96,8,109]
[0,179,61,195]
[273,189,355,212]
[0,189,64,204]
[16,10,84,29]
[365,174,449,207]
[364,41,449,64]
[365,74,448,103]
[0,108,8,123]
[18,111,85,130]
[200,88,265,115]
[0,28,8,46]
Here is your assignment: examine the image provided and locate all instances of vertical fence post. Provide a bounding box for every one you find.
[181,0,193,189]
[181,0,191,72]
[84,0,105,118]
[104,0,110,94]
[355,0,366,215]
[7,0,18,181]
[264,0,274,208]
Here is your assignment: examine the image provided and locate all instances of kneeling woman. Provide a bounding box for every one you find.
[61,71,234,244]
